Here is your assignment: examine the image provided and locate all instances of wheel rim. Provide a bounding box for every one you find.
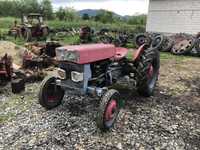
[47,96,57,102]
[104,99,118,127]
[46,82,60,103]
[147,64,154,79]
[147,61,158,90]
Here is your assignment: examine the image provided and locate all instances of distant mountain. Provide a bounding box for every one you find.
[78,9,122,18]
[78,9,100,17]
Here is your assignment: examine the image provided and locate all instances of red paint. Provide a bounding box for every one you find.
[58,44,116,64]
[47,96,56,102]
[148,65,154,79]
[133,44,146,60]
[105,100,117,121]
[114,47,128,60]
[0,70,7,74]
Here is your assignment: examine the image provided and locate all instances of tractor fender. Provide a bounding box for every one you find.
[133,44,146,61]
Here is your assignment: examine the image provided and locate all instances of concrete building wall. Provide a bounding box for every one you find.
[146,0,200,34]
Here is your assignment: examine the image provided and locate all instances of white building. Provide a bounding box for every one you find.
[146,0,200,34]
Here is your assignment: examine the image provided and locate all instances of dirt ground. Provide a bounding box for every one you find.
[0,41,26,66]
[0,52,200,149]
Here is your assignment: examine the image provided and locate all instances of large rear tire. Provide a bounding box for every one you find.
[39,76,64,110]
[42,27,49,37]
[23,28,32,42]
[96,89,122,131]
[136,48,160,97]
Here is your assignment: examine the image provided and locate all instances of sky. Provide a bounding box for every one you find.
[52,0,149,16]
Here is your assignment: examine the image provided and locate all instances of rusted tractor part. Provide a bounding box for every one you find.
[173,33,190,43]
[21,28,32,42]
[11,78,25,94]
[22,50,34,69]
[8,20,21,39]
[194,38,200,56]
[171,38,195,55]
[25,42,45,56]
[135,33,151,48]
[79,26,93,43]
[45,41,61,57]
[23,50,53,69]
[17,13,49,42]
[99,34,113,44]
[0,54,13,85]
[115,33,129,47]
[160,36,174,52]
[24,69,47,83]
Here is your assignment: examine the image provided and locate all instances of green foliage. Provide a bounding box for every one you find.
[0,0,53,19]
[82,13,90,20]
[40,0,53,19]
[56,7,80,21]
[95,10,115,23]
[0,17,19,29]
[127,15,147,25]
[48,19,137,33]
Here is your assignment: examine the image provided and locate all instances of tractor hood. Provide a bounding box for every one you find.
[56,44,116,64]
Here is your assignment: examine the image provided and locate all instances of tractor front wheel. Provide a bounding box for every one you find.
[96,89,122,131]
[39,76,65,110]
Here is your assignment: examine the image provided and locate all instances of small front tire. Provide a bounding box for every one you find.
[96,89,122,131]
[39,76,64,110]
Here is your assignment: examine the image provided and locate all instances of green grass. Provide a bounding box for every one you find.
[160,52,196,62]
[0,17,141,32]
[48,19,139,32]
[0,17,19,29]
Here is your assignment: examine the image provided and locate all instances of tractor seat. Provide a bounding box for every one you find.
[114,47,128,60]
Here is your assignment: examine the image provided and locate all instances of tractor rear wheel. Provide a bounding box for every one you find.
[96,89,122,131]
[39,76,64,110]
[42,27,49,37]
[136,47,160,97]
[23,28,32,42]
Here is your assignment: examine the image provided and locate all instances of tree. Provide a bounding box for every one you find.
[127,15,147,25]
[0,0,53,19]
[82,13,90,20]
[56,7,66,21]
[55,7,80,21]
[40,0,53,19]
[64,7,79,21]
[94,10,114,23]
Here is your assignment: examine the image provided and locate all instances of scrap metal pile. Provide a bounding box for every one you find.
[0,41,61,93]
[78,26,135,47]
[135,32,200,56]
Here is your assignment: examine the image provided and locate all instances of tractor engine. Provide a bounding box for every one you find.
[90,60,123,86]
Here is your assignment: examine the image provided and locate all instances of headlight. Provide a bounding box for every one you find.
[56,48,79,62]
[57,68,66,79]
[71,71,83,82]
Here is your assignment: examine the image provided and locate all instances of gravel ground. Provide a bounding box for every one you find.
[0,54,200,150]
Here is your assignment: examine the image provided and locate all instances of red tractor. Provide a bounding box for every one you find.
[10,13,49,41]
[39,42,160,131]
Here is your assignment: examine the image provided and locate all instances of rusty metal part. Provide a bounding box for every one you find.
[0,54,13,85]
[194,38,200,56]
[11,78,25,93]
[171,38,195,55]
[45,41,61,57]
[160,36,174,52]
